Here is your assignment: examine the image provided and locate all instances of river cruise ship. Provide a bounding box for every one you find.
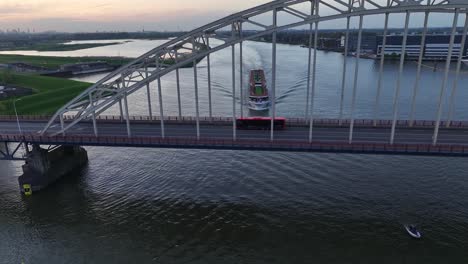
[248,69,271,111]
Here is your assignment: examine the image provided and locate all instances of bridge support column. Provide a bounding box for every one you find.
[231,26,237,141]
[145,68,153,120]
[175,50,183,121]
[124,93,131,137]
[349,14,364,144]
[118,99,124,122]
[271,8,278,142]
[409,11,429,127]
[18,145,88,195]
[89,94,98,137]
[433,9,459,145]
[239,26,244,119]
[309,20,318,143]
[338,15,350,125]
[306,24,312,121]
[206,38,213,120]
[192,37,201,139]
[374,12,389,127]
[390,11,411,145]
[157,78,165,138]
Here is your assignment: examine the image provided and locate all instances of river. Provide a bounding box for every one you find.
[1,39,468,263]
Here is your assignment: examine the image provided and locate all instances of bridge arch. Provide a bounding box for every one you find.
[42,0,468,145]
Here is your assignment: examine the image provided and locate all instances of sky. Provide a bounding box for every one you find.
[0,0,457,33]
[0,0,267,32]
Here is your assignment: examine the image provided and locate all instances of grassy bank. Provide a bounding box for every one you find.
[0,45,209,116]
[0,73,91,115]
[1,42,123,52]
[0,54,132,70]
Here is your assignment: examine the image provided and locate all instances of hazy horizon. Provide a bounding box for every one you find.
[0,0,460,33]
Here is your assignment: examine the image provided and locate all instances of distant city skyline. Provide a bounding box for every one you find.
[0,0,460,33]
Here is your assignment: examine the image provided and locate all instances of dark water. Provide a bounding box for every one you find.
[2,150,468,263]
[2,40,468,263]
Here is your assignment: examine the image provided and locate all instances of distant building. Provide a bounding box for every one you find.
[376,34,468,60]
[319,37,341,51]
[345,34,377,53]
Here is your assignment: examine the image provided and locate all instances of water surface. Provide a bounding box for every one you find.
[1,39,468,263]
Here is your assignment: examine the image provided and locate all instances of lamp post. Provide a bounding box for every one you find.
[13,97,23,135]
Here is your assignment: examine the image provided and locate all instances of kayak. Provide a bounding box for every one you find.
[404,225,422,239]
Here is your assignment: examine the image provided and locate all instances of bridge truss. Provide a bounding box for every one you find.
[41,0,468,146]
[0,142,27,161]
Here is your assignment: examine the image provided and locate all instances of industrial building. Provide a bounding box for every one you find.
[376,33,468,60]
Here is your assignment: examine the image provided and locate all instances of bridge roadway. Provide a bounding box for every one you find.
[0,120,468,144]
[1,119,468,156]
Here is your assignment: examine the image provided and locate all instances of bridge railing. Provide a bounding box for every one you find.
[3,115,468,129]
[1,134,467,156]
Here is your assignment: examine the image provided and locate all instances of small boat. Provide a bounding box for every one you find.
[404,225,422,239]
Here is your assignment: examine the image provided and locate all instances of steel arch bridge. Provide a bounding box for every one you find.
[41,0,468,146]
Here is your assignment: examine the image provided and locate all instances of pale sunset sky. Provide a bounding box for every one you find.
[0,0,456,32]
[0,0,268,32]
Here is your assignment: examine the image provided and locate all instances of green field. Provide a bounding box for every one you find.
[0,46,207,115]
[0,54,132,70]
[0,73,91,115]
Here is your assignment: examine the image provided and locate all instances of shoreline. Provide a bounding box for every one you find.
[0,42,124,52]
[0,54,132,70]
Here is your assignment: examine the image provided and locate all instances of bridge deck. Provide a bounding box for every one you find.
[1,119,468,156]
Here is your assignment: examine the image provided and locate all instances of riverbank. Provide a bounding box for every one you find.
[1,41,124,52]
[0,41,208,116]
[0,52,205,71]
[0,31,184,50]
[0,72,91,115]
[0,54,132,70]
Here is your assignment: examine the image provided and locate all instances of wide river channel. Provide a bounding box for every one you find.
[1,39,468,263]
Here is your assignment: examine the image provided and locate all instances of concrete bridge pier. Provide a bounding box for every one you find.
[18,144,88,194]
